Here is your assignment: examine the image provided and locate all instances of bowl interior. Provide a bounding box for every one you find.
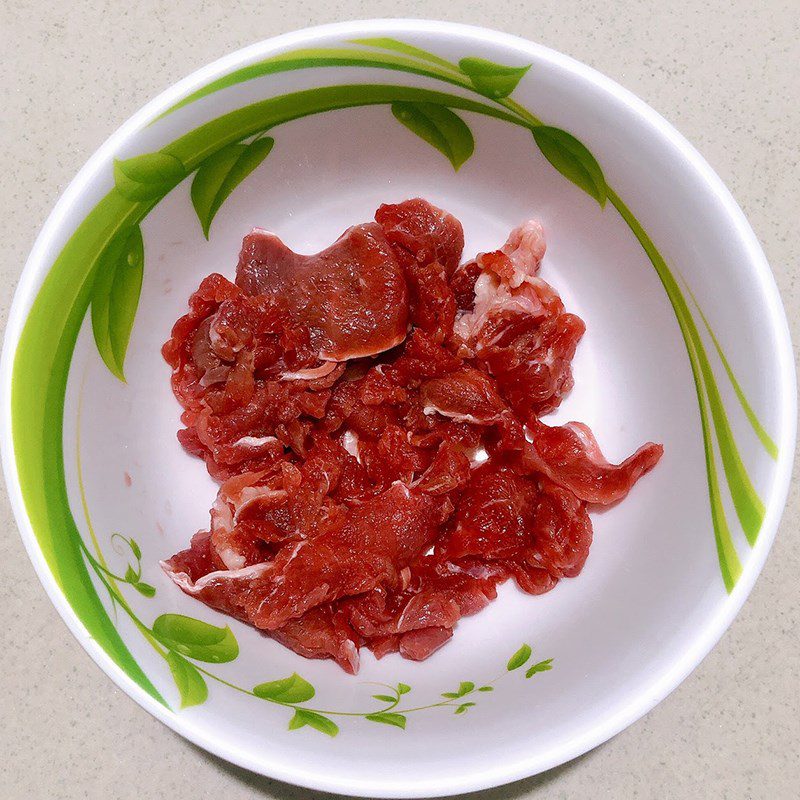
[4,21,794,797]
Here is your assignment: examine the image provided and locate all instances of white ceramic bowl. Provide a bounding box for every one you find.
[1,19,795,798]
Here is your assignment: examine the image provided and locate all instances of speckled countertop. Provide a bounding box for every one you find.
[1,2,798,798]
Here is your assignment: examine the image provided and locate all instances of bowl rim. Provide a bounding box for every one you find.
[1,17,796,798]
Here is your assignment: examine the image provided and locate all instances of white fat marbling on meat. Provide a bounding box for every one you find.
[199,365,230,387]
[341,430,360,461]
[233,487,288,522]
[232,435,278,449]
[470,448,489,467]
[422,404,484,425]
[216,545,246,570]
[501,219,546,287]
[341,640,360,673]
[453,219,548,344]
[280,361,339,381]
[161,560,273,593]
[390,480,412,499]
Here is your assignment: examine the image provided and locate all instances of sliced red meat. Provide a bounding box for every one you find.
[413,442,471,496]
[363,627,455,661]
[420,365,508,425]
[398,627,454,661]
[530,480,593,578]
[420,366,525,452]
[210,466,299,554]
[451,220,583,417]
[161,553,274,623]
[520,419,663,505]
[366,634,401,660]
[478,312,585,418]
[344,557,501,658]
[375,198,464,275]
[163,201,664,672]
[322,368,408,440]
[450,259,482,311]
[442,460,593,581]
[358,425,432,489]
[236,223,408,360]
[442,463,540,561]
[165,529,221,580]
[175,357,348,480]
[270,605,361,674]
[386,329,461,387]
[163,483,444,630]
[494,219,547,285]
[208,471,288,570]
[495,561,558,595]
[405,261,457,344]
[405,414,483,454]
[163,274,242,378]
[453,220,549,341]
[163,274,292,414]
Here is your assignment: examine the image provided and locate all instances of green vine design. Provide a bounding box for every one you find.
[9,35,779,712]
[82,534,155,598]
[162,639,553,736]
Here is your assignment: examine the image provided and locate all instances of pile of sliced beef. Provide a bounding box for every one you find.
[161,198,662,673]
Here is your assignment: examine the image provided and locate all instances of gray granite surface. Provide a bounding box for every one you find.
[1,1,798,798]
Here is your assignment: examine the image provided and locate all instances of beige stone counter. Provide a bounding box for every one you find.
[1,1,797,797]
